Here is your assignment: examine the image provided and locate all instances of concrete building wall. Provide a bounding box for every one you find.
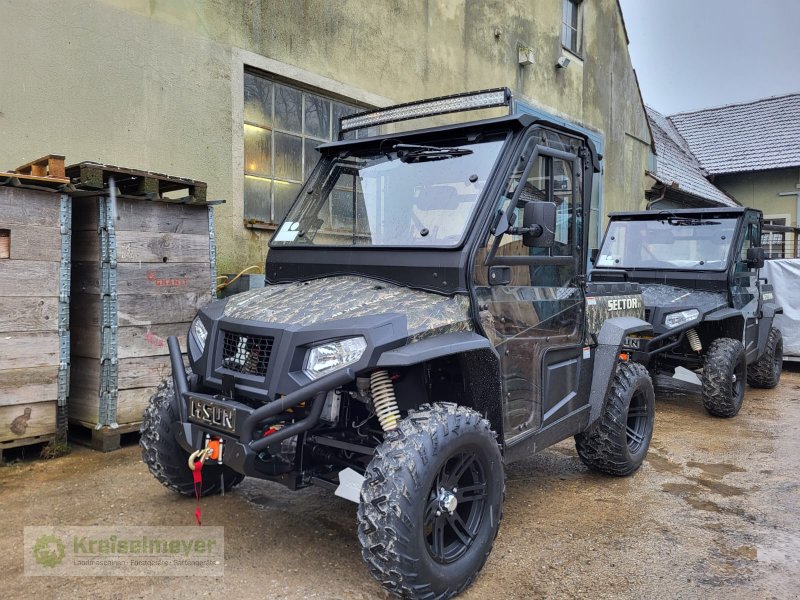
[715,168,800,227]
[0,0,651,274]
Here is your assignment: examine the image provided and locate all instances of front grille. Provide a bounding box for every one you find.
[221,331,274,376]
[644,309,652,321]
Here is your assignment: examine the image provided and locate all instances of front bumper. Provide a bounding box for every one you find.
[168,336,355,476]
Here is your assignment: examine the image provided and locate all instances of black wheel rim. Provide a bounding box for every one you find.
[774,342,783,377]
[626,390,649,454]
[424,450,487,564]
[732,358,745,399]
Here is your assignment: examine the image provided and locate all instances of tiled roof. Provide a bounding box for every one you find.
[646,107,738,207]
[669,93,800,175]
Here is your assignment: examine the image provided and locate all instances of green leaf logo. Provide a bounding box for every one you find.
[32,534,65,568]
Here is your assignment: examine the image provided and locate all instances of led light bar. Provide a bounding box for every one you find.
[340,87,512,135]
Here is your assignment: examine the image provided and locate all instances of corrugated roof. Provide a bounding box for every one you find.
[646,107,738,207]
[669,93,800,175]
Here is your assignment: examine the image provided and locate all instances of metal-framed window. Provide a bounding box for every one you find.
[561,0,583,56]
[243,71,362,225]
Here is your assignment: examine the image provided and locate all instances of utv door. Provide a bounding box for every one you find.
[473,128,588,443]
[732,213,762,361]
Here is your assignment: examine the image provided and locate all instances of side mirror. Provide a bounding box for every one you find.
[521,201,556,247]
[746,246,765,269]
[590,248,599,264]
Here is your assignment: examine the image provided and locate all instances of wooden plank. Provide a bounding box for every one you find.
[117,388,154,425]
[0,366,59,405]
[71,322,190,359]
[118,354,190,389]
[114,199,209,235]
[72,231,210,264]
[0,297,59,332]
[0,401,56,443]
[0,260,59,297]
[0,331,60,369]
[0,223,62,261]
[66,388,99,424]
[116,231,210,263]
[71,355,187,392]
[0,187,61,227]
[118,292,208,326]
[70,292,207,327]
[73,261,212,296]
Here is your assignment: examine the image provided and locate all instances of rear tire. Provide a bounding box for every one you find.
[357,403,504,600]
[701,338,746,417]
[575,361,655,477]
[140,377,243,497]
[747,327,783,389]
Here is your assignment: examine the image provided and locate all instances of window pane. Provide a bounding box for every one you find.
[304,93,331,139]
[304,137,322,176]
[274,132,303,181]
[274,83,302,133]
[244,125,272,176]
[273,181,301,223]
[244,73,272,126]
[244,176,272,222]
[332,102,357,139]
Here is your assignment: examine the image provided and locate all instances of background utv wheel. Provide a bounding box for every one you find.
[140,377,243,497]
[575,361,655,477]
[358,403,504,600]
[747,327,783,389]
[702,338,746,417]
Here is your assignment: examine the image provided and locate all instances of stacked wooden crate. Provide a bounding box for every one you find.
[0,156,72,459]
[68,162,216,450]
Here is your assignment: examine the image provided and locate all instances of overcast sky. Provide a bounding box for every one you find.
[618,0,800,115]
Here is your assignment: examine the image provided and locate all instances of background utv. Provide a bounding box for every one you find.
[591,207,783,417]
[141,89,656,600]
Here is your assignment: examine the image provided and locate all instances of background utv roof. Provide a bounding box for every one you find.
[608,207,755,218]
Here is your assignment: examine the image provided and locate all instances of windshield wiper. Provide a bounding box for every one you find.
[392,143,473,163]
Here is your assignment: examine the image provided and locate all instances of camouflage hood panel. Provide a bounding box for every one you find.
[641,284,727,315]
[223,275,473,342]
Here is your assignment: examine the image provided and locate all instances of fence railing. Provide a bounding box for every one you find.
[762,223,799,259]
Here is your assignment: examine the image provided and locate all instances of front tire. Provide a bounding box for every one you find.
[701,338,746,417]
[575,361,655,476]
[747,327,783,389]
[140,377,244,497]
[357,403,504,600]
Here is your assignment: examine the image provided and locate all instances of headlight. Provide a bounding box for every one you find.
[191,317,208,351]
[304,337,367,380]
[664,309,699,329]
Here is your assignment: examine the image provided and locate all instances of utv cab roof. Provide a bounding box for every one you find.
[608,207,757,219]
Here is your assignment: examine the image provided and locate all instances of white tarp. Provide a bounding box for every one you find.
[762,259,800,357]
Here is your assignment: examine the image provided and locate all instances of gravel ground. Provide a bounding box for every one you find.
[1,366,798,600]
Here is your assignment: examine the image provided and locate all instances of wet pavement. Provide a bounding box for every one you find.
[1,366,798,599]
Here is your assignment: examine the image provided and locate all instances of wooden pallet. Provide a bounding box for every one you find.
[0,434,56,463]
[14,154,66,179]
[66,162,209,204]
[69,420,141,452]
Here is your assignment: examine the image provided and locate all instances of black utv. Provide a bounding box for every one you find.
[141,89,656,599]
[591,207,783,417]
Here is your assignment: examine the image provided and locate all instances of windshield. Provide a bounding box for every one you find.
[270,136,505,248]
[596,217,739,270]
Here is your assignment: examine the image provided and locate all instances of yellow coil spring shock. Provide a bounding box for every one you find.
[369,370,400,431]
[686,328,702,353]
